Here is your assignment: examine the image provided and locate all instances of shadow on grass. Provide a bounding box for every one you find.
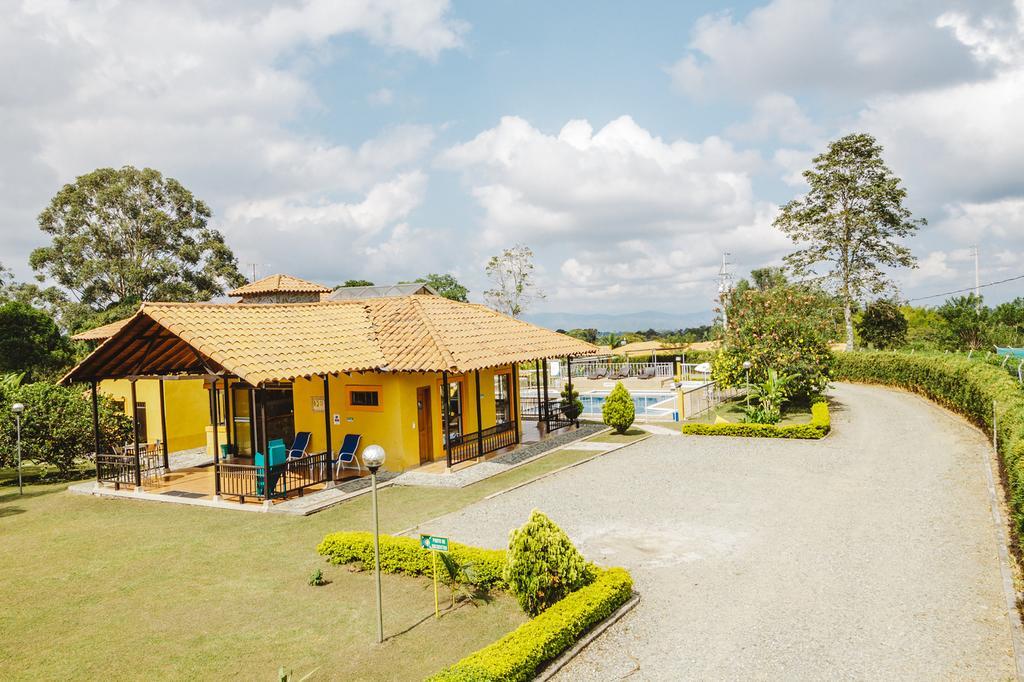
[385,591,498,642]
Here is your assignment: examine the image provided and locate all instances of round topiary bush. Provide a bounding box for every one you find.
[560,383,582,422]
[504,510,594,616]
[601,382,634,434]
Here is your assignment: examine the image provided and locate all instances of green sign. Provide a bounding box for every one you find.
[420,534,449,552]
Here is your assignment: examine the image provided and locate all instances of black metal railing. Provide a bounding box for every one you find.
[96,453,136,489]
[446,421,518,466]
[217,452,331,503]
[544,400,575,432]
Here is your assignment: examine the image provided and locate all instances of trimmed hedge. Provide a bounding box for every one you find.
[681,401,830,439]
[428,567,634,682]
[317,531,508,590]
[833,351,1024,536]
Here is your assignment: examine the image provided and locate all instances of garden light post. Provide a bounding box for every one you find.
[743,361,752,406]
[12,403,24,495]
[362,444,387,644]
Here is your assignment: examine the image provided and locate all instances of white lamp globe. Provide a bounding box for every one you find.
[11,402,25,414]
[742,361,752,370]
[363,444,386,470]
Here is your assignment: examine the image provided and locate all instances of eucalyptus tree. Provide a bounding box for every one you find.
[773,134,925,350]
[484,244,543,318]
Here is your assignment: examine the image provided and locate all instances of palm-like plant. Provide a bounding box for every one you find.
[743,368,798,424]
[438,553,482,609]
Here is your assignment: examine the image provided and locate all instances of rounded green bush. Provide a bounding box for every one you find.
[601,382,634,434]
[504,510,594,616]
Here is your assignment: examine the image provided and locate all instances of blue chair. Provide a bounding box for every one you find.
[255,443,288,497]
[287,432,312,460]
[332,434,363,478]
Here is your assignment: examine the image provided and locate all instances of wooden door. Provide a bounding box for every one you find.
[417,386,433,464]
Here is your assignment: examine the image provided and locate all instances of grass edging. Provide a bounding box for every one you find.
[317,532,635,681]
[681,401,830,439]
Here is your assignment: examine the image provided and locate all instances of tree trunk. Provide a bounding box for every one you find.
[844,302,854,352]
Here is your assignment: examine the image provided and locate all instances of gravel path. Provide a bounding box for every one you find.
[421,383,1017,679]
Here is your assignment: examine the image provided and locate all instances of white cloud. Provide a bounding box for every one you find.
[368,88,395,106]
[726,93,822,144]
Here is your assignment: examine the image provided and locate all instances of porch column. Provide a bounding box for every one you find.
[91,381,101,485]
[323,374,334,483]
[158,379,169,471]
[442,371,452,469]
[130,379,142,489]
[566,356,576,426]
[474,369,484,460]
[223,378,233,455]
[534,359,543,423]
[511,364,520,444]
[248,387,257,457]
[259,387,270,501]
[209,378,221,498]
[541,358,550,424]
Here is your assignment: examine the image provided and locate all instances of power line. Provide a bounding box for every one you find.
[907,272,1024,302]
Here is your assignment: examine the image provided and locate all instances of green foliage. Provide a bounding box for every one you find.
[31,165,245,310]
[773,133,925,349]
[429,568,633,682]
[937,294,991,350]
[504,510,595,616]
[317,531,508,590]
[743,368,798,424]
[339,279,374,288]
[559,383,583,422]
[308,568,325,587]
[733,266,788,299]
[0,301,73,381]
[0,381,132,474]
[438,552,482,608]
[601,382,635,434]
[565,328,598,343]
[857,299,908,349]
[600,332,624,348]
[833,352,1024,538]
[715,285,834,403]
[682,402,831,439]
[407,274,469,302]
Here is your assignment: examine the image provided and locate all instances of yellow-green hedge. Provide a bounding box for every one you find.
[681,401,830,439]
[427,567,634,682]
[834,351,1024,535]
[317,531,508,589]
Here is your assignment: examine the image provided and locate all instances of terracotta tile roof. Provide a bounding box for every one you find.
[71,317,132,341]
[63,297,597,385]
[227,273,331,297]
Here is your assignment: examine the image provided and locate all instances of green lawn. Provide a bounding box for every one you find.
[587,428,648,444]
[0,442,614,680]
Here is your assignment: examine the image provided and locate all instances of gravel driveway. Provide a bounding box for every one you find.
[417,383,1018,679]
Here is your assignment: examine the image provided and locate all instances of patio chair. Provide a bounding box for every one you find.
[332,434,364,478]
[587,367,608,380]
[610,365,630,380]
[287,431,312,460]
[638,366,657,380]
[255,443,288,497]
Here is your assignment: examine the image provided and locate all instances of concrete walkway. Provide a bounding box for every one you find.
[420,383,1018,679]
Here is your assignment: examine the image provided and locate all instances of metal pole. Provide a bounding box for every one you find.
[371,469,383,644]
[16,414,22,495]
[323,375,334,483]
[475,369,484,459]
[541,358,550,425]
[158,379,169,471]
[90,381,102,487]
[511,364,520,444]
[259,387,270,501]
[566,356,576,426]
[130,380,142,488]
[533,359,542,424]
[441,371,452,469]
[210,379,221,498]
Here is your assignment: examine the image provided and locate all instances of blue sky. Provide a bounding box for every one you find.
[2,0,1023,325]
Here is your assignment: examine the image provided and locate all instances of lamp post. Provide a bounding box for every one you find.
[363,444,387,644]
[742,361,752,406]
[12,403,24,495]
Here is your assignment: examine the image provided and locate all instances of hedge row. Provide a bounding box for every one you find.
[428,567,634,682]
[681,401,830,439]
[833,351,1024,535]
[317,531,508,589]
[317,532,635,681]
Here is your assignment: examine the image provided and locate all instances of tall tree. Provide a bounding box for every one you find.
[31,166,245,310]
[0,301,72,381]
[405,273,469,302]
[773,134,925,350]
[337,279,375,288]
[484,245,543,318]
[856,298,908,349]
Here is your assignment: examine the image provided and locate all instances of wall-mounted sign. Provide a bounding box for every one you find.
[312,396,325,413]
[333,413,341,425]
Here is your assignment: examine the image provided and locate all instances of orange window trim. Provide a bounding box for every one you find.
[345,384,384,412]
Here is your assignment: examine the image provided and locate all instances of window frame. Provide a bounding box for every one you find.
[493,369,513,425]
[345,385,384,412]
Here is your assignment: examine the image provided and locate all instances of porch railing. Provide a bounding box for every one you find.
[519,397,575,432]
[446,421,518,467]
[96,453,136,489]
[569,361,709,381]
[217,451,331,503]
[680,381,741,421]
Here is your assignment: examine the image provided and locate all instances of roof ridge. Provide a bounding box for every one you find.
[410,296,457,370]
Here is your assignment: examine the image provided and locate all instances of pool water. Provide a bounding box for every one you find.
[579,391,677,418]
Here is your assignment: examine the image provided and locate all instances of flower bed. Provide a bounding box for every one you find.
[681,401,830,439]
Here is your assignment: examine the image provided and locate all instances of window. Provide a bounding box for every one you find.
[346,385,383,411]
[134,402,149,442]
[441,379,463,439]
[494,372,511,424]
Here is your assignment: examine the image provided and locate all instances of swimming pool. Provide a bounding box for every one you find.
[579,390,678,420]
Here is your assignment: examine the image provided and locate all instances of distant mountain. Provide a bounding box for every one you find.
[522,309,713,333]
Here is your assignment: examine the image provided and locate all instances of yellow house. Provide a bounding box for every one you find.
[64,294,596,505]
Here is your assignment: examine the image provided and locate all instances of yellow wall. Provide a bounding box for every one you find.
[100,378,210,452]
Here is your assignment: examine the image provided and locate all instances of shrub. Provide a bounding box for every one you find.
[682,401,830,439]
[428,567,634,682]
[504,510,595,616]
[317,531,508,590]
[0,381,131,475]
[743,368,798,424]
[559,383,582,422]
[857,299,908,349]
[601,382,634,434]
[832,351,1024,536]
[0,301,72,381]
[714,285,835,403]
[308,568,325,586]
